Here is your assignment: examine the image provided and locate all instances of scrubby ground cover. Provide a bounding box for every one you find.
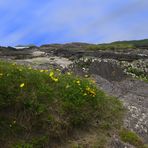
[0,60,138,147]
[86,39,148,51]
[119,129,148,148]
[118,60,148,82]
[71,57,148,83]
[86,44,135,51]
[0,61,123,147]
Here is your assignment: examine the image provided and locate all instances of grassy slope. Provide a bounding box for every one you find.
[119,129,148,148]
[86,39,148,50]
[111,39,148,47]
[0,60,136,147]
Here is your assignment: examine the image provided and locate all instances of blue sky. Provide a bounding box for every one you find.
[0,0,148,46]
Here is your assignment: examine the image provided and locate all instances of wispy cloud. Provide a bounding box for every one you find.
[0,0,148,46]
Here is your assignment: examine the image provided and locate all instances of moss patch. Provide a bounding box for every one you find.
[119,129,146,148]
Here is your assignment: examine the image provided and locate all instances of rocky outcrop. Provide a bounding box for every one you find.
[0,43,148,146]
[1,43,148,61]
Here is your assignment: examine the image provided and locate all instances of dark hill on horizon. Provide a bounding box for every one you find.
[1,39,147,49]
[38,38,148,48]
[110,39,148,48]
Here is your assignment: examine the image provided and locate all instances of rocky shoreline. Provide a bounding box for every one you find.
[0,43,148,147]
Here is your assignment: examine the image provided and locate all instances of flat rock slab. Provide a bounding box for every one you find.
[16,56,73,68]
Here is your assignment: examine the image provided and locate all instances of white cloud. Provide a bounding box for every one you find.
[0,0,148,46]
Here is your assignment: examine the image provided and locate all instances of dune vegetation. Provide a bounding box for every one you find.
[0,60,125,147]
[86,39,148,51]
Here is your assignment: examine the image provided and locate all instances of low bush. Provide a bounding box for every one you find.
[0,61,124,147]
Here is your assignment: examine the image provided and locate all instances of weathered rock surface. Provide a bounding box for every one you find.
[93,75,148,143]
[0,43,148,147]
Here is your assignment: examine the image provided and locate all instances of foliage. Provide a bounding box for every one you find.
[126,66,148,82]
[119,129,146,148]
[87,43,135,51]
[112,39,148,48]
[0,61,124,147]
[86,39,148,51]
[120,61,148,82]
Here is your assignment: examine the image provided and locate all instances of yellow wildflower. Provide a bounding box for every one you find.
[67,72,71,75]
[28,67,32,70]
[20,83,25,88]
[54,78,58,82]
[49,71,58,82]
[76,80,80,85]
[44,70,48,72]
[19,69,22,72]
[40,70,44,72]
[49,71,54,77]
[86,87,96,97]
[86,86,90,91]
[51,77,58,82]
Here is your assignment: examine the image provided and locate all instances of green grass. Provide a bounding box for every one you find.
[111,39,148,48]
[119,129,146,148]
[0,61,124,147]
[86,39,148,51]
[86,43,135,51]
[126,66,148,82]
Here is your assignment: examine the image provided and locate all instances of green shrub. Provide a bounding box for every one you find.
[0,61,124,147]
[86,43,135,51]
[127,66,148,82]
[119,129,145,148]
